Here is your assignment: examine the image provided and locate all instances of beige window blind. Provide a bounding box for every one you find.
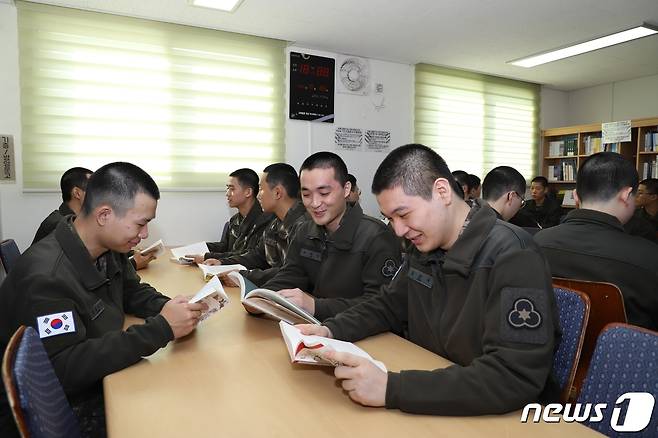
[17,1,286,190]
[415,64,539,182]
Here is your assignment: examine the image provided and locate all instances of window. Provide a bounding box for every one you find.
[17,1,286,190]
[414,64,539,181]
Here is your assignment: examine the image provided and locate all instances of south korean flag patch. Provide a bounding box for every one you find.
[36,311,76,339]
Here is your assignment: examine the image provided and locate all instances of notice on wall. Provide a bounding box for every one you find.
[602,120,631,144]
[365,130,391,152]
[1,135,15,182]
[335,127,363,151]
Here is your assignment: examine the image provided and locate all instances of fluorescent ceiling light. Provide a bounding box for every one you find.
[190,0,244,12]
[509,23,658,68]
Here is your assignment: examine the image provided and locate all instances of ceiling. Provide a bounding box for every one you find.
[27,0,658,91]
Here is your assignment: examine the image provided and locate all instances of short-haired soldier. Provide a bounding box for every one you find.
[0,162,205,437]
[205,163,308,286]
[261,152,402,321]
[32,166,92,244]
[535,152,658,330]
[300,144,559,415]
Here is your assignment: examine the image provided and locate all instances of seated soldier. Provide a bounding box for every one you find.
[482,166,527,221]
[467,173,481,199]
[346,173,361,206]
[32,167,92,244]
[205,163,308,286]
[635,178,658,230]
[261,152,402,321]
[513,176,562,228]
[188,168,274,263]
[0,162,205,437]
[451,170,470,201]
[535,152,658,330]
[300,144,559,415]
[624,177,658,242]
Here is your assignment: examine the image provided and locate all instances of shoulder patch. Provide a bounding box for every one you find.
[500,288,549,345]
[381,259,398,277]
[36,311,76,339]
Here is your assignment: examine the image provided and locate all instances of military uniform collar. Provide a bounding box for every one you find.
[415,199,496,276]
[283,201,307,228]
[58,202,75,216]
[54,218,117,290]
[307,203,362,250]
[564,208,624,231]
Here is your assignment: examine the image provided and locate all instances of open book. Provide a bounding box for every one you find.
[139,239,166,257]
[279,321,386,372]
[170,241,209,264]
[227,271,320,325]
[129,239,165,260]
[199,264,247,281]
[188,276,229,322]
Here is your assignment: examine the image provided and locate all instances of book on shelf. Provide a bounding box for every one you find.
[642,160,658,179]
[564,136,578,156]
[188,276,229,322]
[170,241,209,264]
[644,131,658,152]
[279,321,386,372]
[548,140,564,157]
[199,263,247,281]
[227,271,320,325]
[584,135,603,155]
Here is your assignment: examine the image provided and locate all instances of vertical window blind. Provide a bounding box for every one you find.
[415,64,540,182]
[17,1,286,190]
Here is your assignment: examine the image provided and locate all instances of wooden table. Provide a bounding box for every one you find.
[104,256,602,437]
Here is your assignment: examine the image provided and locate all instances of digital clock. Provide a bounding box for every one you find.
[289,52,335,123]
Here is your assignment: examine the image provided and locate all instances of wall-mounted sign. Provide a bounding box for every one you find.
[289,52,335,123]
[1,135,15,182]
[335,127,362,150]
[602,120,631,144]
[365,130,391,152]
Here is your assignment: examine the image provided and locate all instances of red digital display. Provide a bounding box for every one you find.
[297,63,331,78]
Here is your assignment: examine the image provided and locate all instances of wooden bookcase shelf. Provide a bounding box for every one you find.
[541,117,658,186]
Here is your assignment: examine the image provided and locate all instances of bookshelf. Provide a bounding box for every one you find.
[541,117,658,198]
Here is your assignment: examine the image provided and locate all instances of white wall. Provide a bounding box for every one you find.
[539,87,569,130]
[565,74,658,126]
[0,3,414,250]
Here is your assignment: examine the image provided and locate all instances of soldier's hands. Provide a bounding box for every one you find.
[278,288,315,315]
[218,273,239,287]
[204,258,222,266]
[327,351,387,407]
[160,295,207,339]
[132,251,156,270]
[185,254,206,264]
[296,324,332,338]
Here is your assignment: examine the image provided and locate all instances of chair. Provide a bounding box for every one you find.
[577,323,658,437]
[220,221,230,242]
[552,285,590,403]
[552,277,627,399]
[0,239,21,275]
[1,326,80,438]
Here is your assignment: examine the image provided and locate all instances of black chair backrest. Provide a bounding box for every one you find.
[0,239,20,274]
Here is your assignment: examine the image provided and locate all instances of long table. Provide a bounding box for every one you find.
[103,255,602,437]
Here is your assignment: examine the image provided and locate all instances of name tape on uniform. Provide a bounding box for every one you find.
[36,311,76,339]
